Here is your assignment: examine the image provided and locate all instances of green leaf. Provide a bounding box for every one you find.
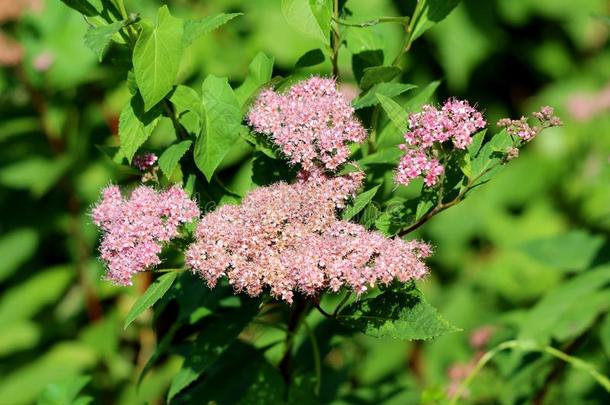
[467,129,486,156]
[169,85,201,117]
[0,156,72,197]
[133,6,184,111]
[282,0,330,44]
[0,228,38,282]
[118,95,161,163]
[359,66,401,90]
[519,231,605,272]
[194,75,242,181]
[339,284,460,340]
[358,147,403,165]
[518,265,610,345]
[0,321,40,356]
[235,52,274,107]
[158,141,193,178]
[295,49,326,69]
[0,265,73,326]
[404,80,440,112]
[0,343,96,405]
[59,0,98,16]
[37,376,91,405]
[459,150,471,179]
[600,312,610,359]
[83,20,124,61]
[342,185,381,220]
[352,82,417,109]
[183,13,243,46]
[409,0,461,44]
[352,50,384,84]
[377,93,408,132]
[124,271,178,329]
[469,129,511,182]
[167,300,260,400]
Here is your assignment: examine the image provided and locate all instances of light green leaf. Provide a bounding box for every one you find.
[377,93,408,132]
[519,231,605,272]
[404,80,440,112]
[0,321,40,356]
[169,85,200,117]
[167,300,259,400]
[133,6,184,111]
[0,343,96,405]
[0,265,73,326]
[83,20,124,61]
[124,271,178,329]
[235,52,274,107]
[359,66,401,90]
[459,151,471,179]
[469,129,511,182]
[194,75,241,181]
[352,82,417,109]
[343,185,381,220]
[0,228,38,282]
[467,129,486,156]
[339,284,460,340]
[282,0,329,44]
[118,95,161,163]
[358,147,403,165]
[37,376,91,405]
[158,141,193,178]
[183,13,242,46]
[0,156,72,197]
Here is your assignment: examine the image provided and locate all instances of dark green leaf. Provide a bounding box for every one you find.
[352,82,417,109]
[59,0,98,16]
[409,0,461,43]
[83,20,125,61]
[519,231,605,272]
[295,49,326,69]
[339,284,460,340]
[359,66,401,90]
[124,271,178,329]
[183,13,243,46]
[352,50,384,84]
[159,141,193,178]
[133,6,184,111]
[167,300,260,400]
[235,52,274,107]
[118,95,161,163]
[194,75,242,181]
[342,185,381,220]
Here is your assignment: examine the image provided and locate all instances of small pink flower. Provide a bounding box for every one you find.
[133,153,158,171]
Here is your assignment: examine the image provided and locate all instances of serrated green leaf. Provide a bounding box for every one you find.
[235,52,274,107]
[118,95,161,163]
[282,0,329,44]
[339,284,460,340]
[343,185,381,220]
[469,129,511,182]
[133,6,184,111]
[352,50,384,84]
[358,147,403,165]
[295,48,326,69]
[167,300,260,400]
[83,20,124,61]
[353,82,417,109]
[183,13,242,46]
[158,141,192,178]
[124,271,178,329]
[377,93,408,132]
[360,66,401,90]
[0,228,38,282]
[194,75,242,181]
[467,129,486,156]
[59,0,98,16]
[519,231,605,272]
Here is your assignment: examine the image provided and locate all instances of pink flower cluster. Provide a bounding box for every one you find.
[92,185,199,285]
[133,152,158,171]
[396,99,486,187]
[497,106,562,142]
[186,172,431,303]
[247,76,367,171]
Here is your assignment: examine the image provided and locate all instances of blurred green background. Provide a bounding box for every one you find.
[0,0,609,403]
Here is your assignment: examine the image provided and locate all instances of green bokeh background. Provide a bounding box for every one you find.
[0,0,609,403]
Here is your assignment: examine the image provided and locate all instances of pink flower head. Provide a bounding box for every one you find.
[396,99,485,188]
[186,173,431,303]
[133,152,158,171]
[497,105,562,142]
[92,185,199,285]
[247,76,367,172]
